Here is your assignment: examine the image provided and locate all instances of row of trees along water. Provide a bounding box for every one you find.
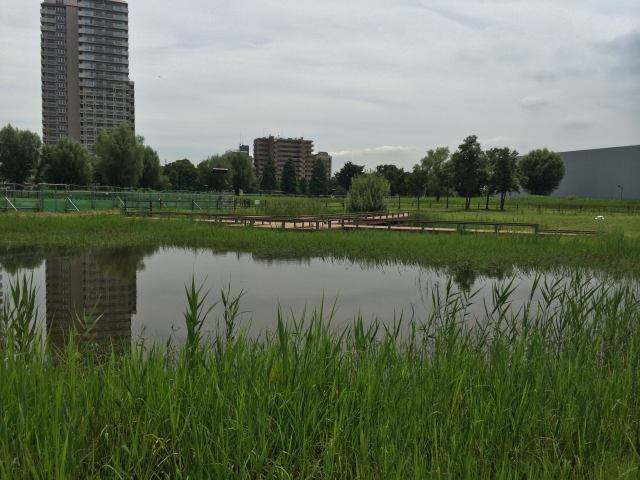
[0,124,563,209]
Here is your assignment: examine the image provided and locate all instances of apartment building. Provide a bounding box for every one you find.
[253,136,332,182]
[41,0,135,151]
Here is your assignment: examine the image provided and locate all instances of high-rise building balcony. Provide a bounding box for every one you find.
[78,27,128,38]
[78,17,128,28]
[79,37,128,48]
[79,44,128,56]
[79,1,128,14]
[78,10,127,21]
[79,53,128,64]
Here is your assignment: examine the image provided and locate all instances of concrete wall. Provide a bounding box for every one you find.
[553,145,640,199]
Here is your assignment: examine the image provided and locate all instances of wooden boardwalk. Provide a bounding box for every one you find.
[125,209,411,230]
[124,209,597,236]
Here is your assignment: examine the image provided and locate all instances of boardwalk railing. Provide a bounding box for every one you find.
[411,220,541,234]
[122,208,599,236]
[123,209,410,229]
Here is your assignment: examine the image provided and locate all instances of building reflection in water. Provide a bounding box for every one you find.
[46,254,137,350]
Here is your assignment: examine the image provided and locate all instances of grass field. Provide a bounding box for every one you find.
[0,213,639,276]
[412,209,640,237]
[2,199,640,477]
[1,274,639,478]
[4,188,640,214]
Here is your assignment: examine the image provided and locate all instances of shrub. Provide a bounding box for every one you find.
[346,173,389,213]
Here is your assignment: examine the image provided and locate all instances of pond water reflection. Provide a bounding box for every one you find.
[0,246,633,347]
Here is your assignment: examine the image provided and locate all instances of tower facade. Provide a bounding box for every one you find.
[253,136,322,182]
[41,0,135,151]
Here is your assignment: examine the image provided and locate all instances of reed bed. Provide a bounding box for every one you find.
[1,274,639,478]
[1,215,640,276]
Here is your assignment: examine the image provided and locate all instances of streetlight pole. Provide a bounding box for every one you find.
[618,185,624,201]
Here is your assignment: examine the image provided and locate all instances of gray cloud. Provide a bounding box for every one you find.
[597,30,640,76]
[0,0,639,170]
[562,119,594,131]
[479,136,512,147]
[519,96,552,111]
[331,146,419,158]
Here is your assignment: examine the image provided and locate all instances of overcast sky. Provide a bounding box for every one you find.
[1,1,638,171]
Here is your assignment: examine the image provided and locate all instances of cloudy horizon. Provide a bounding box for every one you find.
[1,0,638,171]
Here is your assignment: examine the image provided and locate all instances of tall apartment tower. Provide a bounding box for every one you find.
[41,0,135,151]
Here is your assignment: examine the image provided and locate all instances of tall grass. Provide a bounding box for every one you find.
[0,276,40,355]
[0,274,639,478]
[1,215,640,276]
[260,196,332,216]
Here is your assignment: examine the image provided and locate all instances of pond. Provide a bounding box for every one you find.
[0,246,634,347]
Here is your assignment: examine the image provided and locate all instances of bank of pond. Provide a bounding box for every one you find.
[1,246,639,477]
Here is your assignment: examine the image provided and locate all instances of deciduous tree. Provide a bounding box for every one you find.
[139,146,162,189]
[486,147,519,210]
[346,173,390,212]
[376,164,408,196]
[519,148,565,196]
[197,155,233,191]
[0,124,42,184]
[163,159,198,191]
[95,125,143,187]
[40,139,92,186]
[225,151,256,195]
[421,147,451,201]
[335,162,364,191]
[451,135,484,210]
[406,165,428,196]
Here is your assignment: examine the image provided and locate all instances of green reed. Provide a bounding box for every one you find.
[0,274,639,478]
[1,215,640,277]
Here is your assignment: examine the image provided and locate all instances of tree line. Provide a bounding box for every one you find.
[0,124,257,193]
[334,135,565,210]
[0,125,564,206]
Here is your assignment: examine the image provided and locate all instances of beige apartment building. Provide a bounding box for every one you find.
[41,0,135,151]
[253,136,332,182]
